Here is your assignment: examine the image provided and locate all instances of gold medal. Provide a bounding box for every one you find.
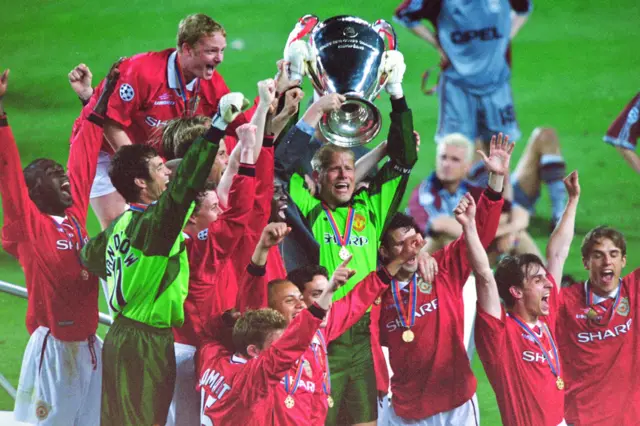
[327,395,334,408]
[556,376,564,390]
[402,329,414,343]
[80,269,89,281]
[339,246,351,261]
[285,395,295,409]
[374,296,382,305]
[587,308,598,320]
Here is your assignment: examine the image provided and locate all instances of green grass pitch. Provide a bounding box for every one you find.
[0,0,638,422]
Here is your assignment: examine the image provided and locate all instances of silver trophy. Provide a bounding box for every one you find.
[285,15,397,147]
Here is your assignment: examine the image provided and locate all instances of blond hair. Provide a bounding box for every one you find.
[232,309,287,357]
[176,14,226,50]
[311,144,355,173]
[437,133,474,163]
[162,116,210,160]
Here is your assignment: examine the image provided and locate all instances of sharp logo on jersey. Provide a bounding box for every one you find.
[576,318,633,343]
[105,232,139,278]
[119,83,135,102]
[323,233,369,247]
[385,299,438,332]
[279,376,316,393]
[617,297,630,316]
[353,213,366,232]
[450,27,503,45]
[56,236,89,251]
[522,350,554,364]
[200,368,232,401]
[145,116,170,128]
[198,229,209,241]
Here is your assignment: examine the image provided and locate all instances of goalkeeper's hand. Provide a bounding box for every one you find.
[212,92,250,130]
[379,50,406,99]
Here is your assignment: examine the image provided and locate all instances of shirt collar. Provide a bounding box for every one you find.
[231,354,248,364]
[50,215,66,224]
[167,50,197,91]
[585,280,620,304]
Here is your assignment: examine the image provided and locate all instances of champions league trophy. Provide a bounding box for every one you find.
[284,15,398,147]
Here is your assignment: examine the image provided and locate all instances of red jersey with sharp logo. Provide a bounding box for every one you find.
[378,189,503,419]
[557,268,640,425]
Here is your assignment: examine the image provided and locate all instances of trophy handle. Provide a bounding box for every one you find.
[370,19,398,100]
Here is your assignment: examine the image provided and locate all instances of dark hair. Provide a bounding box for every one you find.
[193,181,218,216]
[232,309,287,357]
[381,213,421,251]
[23,159,65,213]
[581,226,627,259]
[109,145,158,203]
[287,265,329,294]
[495,254,546,308]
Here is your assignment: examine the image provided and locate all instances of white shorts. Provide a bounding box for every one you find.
[382,394,479,426]
[166,343,199,426]
[14,326,102,426]
[90,150,116,199]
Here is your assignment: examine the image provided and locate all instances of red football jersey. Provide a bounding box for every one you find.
[75,49,252,156]
[476,274,564,426]
[557,268,640,425]
[378,189,503,420]
[604,93,640,151]
[1,116,101,341]
[172,168,256,346]
[196,309,322,426]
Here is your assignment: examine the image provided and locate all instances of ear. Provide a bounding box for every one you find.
[582,257,589,270]
[180,42,194,55]
[509,286,523,302]
[187,215,197,225]
[134,177,147,191]
[622,255,627,269]
[246,344,260,359]
[312,170,320,184]
[379,245,389,261]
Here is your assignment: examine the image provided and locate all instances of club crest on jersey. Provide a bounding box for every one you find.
[198,229,209,241]
[617,297,630,316]
[353,213,366,232]
[418,280,432,294]
[119,83,135,102]
[35,400,50,420]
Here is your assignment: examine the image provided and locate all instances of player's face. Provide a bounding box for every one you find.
[145,156,172,201]
[318,152,356,206]
[270,282,307,324]
[270,181,288,223]
[193,190,223,229]
[382,227,419,275]
[186,32,226,80]
[208,139,228,184]
[436,144,470,185]
[45,163,73,211]
[583,238,627,294]
[520,264,553,317]
[302,275,330,327]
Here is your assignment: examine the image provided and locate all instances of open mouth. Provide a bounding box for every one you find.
[277,203,288,220]
[60,181,71,196]
[205,64,215,73]
[601,269,615,283]
[334,182,350,193]
[541,294,550,311]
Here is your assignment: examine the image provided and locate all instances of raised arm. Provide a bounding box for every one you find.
[455,193,501,319]
[546,171,580,288]
[68,63,94,106]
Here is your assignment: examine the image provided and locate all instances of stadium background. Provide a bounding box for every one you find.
[0,0,638,421]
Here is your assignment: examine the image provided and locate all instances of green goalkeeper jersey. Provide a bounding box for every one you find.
[81,131,221,328]
[288,102,416,300]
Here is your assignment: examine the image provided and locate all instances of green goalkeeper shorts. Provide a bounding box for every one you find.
[326,312,377,425]
[101,315,176,426]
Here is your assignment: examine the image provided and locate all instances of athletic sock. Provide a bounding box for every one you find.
[539,154,566,223]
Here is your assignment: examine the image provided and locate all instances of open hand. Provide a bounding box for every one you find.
[417,251,438,283]
[477,133,514,176]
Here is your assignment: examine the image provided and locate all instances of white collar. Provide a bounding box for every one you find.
[167,50,197,91]
[49,215,66,224]
[584,280,620,304]
[230,354,247,364]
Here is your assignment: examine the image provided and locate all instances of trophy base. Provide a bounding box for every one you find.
[319,95,382,147]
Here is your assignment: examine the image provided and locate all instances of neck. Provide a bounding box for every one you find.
[510,304,538,326]
[176,51,196,83]
[137,193,155,205]
[395,269,414,283]
[442,180,460,194]
[588,279,619,298]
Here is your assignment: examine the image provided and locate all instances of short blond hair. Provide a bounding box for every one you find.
[176,14,226,50]
[311,144,355,173]
[232,309,287,357]
[437,133,474,163]
[162,116,210,160]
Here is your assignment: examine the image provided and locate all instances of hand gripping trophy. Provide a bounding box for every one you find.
[284,15,406,147]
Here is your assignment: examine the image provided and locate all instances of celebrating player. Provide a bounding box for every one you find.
[73,13,253,229]
[557,223,640,424]
[603,92,640,173]
[471,171,581,425]
[1,63,118,425]
[79,92,246,425]
[376,133,509,425]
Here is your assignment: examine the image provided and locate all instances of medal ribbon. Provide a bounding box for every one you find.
[391,275,417,330]
[510,314,561,379]
[321,203,355,249]
[313,331,331,397]
[175,54,200,117]
[284,356,305,398]
[584,280,622,325]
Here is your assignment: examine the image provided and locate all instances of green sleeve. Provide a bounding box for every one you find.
[80,227,111,279]
[366,107,416,240]
[288,172,319,216]
[130,128,221,256]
